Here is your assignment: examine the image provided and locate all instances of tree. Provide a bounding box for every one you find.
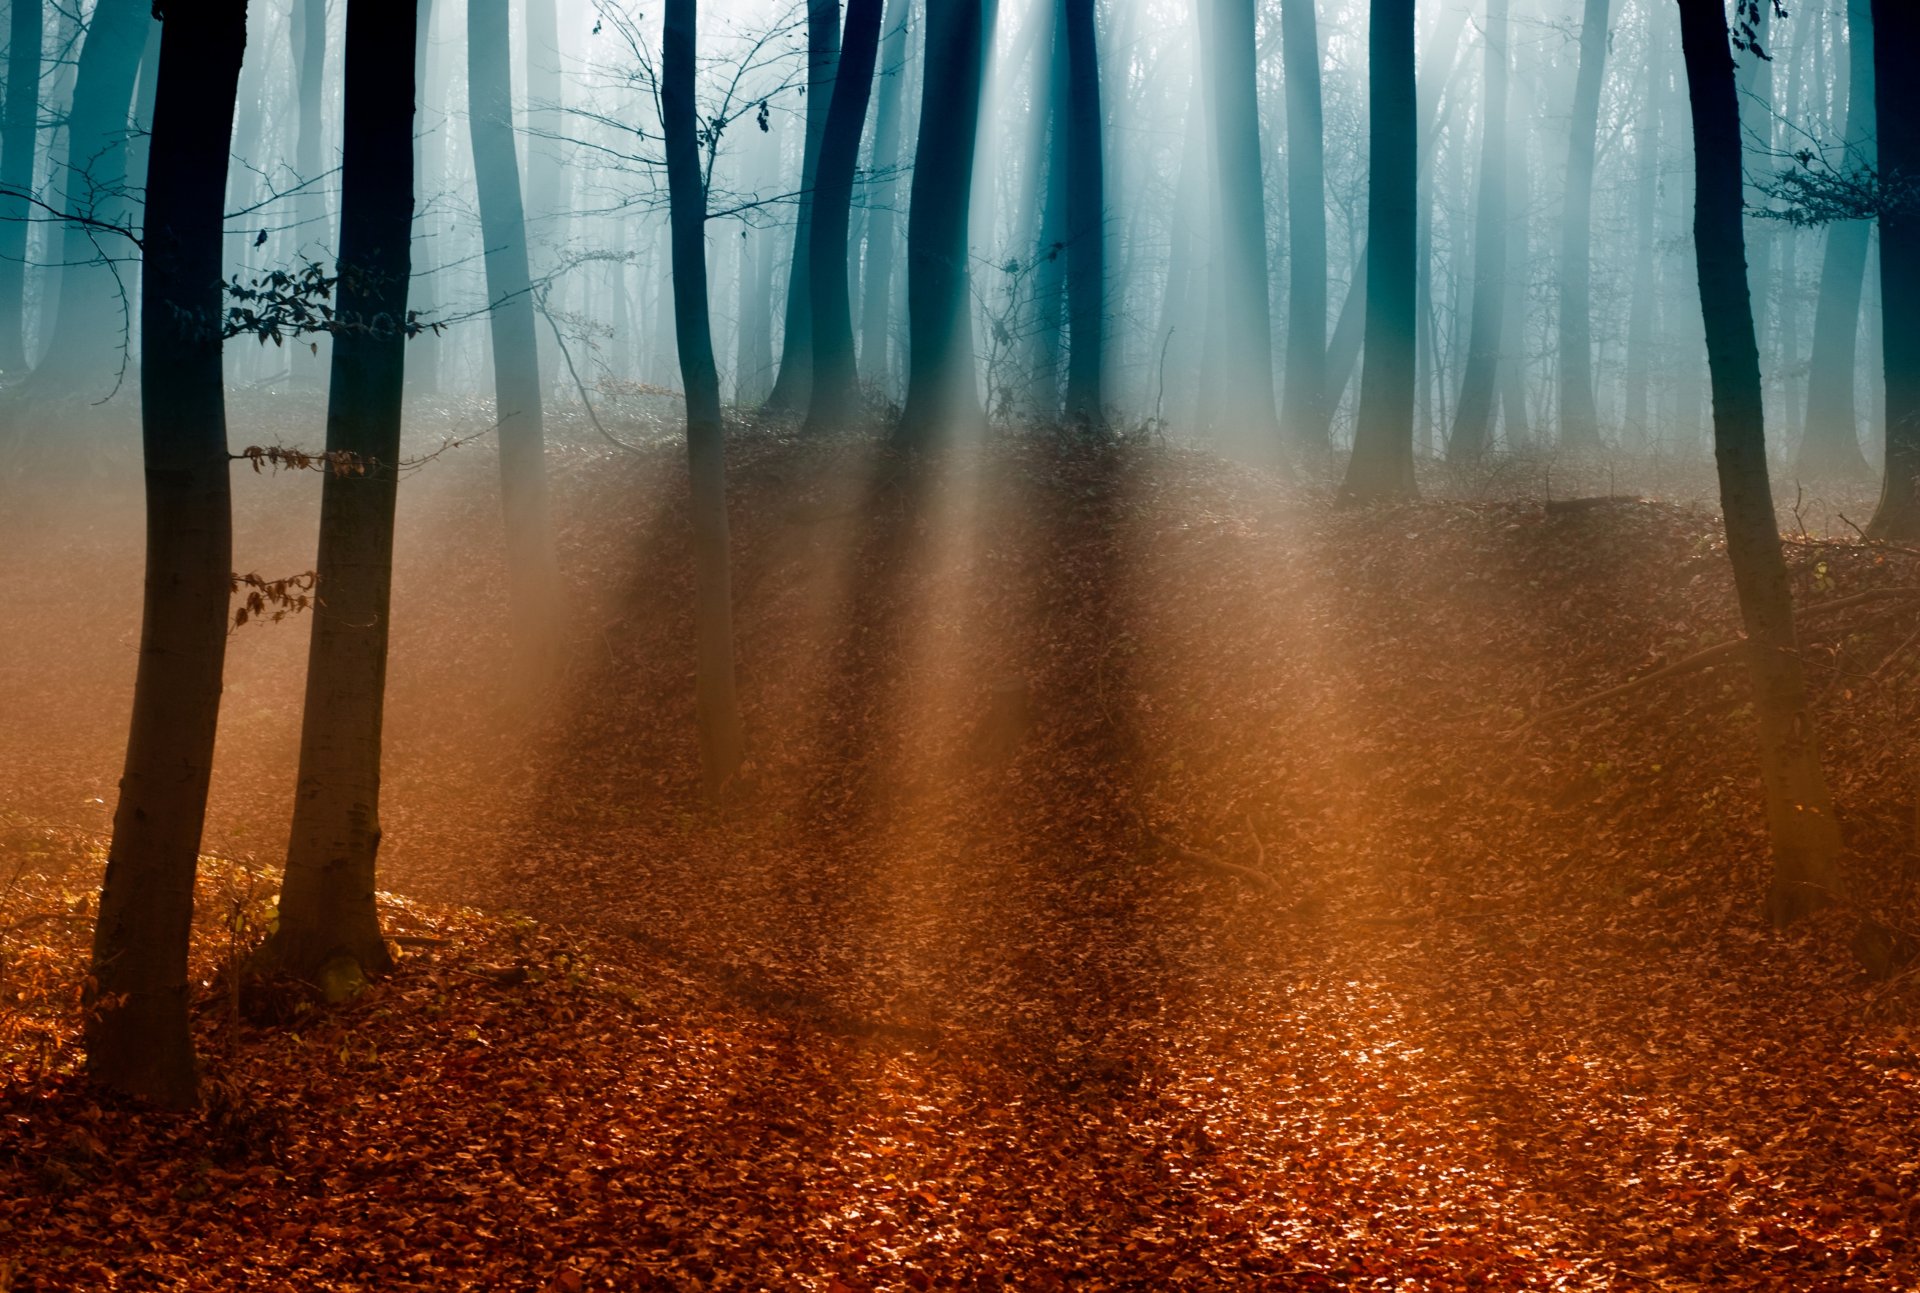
[1675,0,1844,924]
[1196,0,1277,449]
[32,0,148,395]
[1798,0,1874,480]
[265,0,418,986]
[1279,0,1328,452]
[663,0,745,792]
[469,0,562,677]
[1340,0,1417,502]
[803,0,884,432]
[87,0,251,1108]
[1865,0,1920,539]
[856,0,913,396]
[1556,0,1611,449]
[893,0,989,447]
[762,0,841,414]
[1060,0,1105,431]
[1445,0,1510,466]
[0,0,42,374]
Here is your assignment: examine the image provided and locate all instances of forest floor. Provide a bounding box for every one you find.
[4,402,1920,1289]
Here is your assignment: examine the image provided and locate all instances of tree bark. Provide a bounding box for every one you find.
[1798,0,1873,480]
[893,0,988,447]
[267,0,416,985]
[0,0,42,373]
[1446,0,1510,465]
[1061,0,1104,430]
[663,0,745,792]
[1340,0,1417,501]
[1623,19,1664,445]
[1197,0,1278,447]
[87,0,250,1109]
[1556,0,1610,449]
[1867,0,1920,539]
[1676,0,1844,925]
[762,0,841,413]
[857,0,912,395]
[804,0,883,432]
[468,0,561,678]
[1279,0,1327,452]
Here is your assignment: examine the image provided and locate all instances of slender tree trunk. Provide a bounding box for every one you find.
[804,0,883,431]
[1061,0,1104,429]
[1624,19,1664,446]
[1676,0,1844,924]
[408,0,441,396]
[1736,0,1774,390]
[1277,0,1328,451]
[894,0,988,447]
[1801,0,1875,479]
[1557,0,1610,448]
[268,0,416,985]
[663,0,745,792]
[0,0,43,373]
[87,0,249,1109]
[1198,0,1278,446]
[857,0,912,397]
[32,0,147,395]
[1867,0,1920,539]
[1341,0,1417,500]
[763,0,841,413]
[1500,127,1533,447]
[1446,0,1510,464]
[290,0,328,385]
[469,0,561,677]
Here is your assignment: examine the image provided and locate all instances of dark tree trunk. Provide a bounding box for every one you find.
[33,0,148,395]
[1799,0,1873,479]
[1279,0,1327,451]
[468,0,560,676]
[1197,0,1277,446]
[1340,0,1417,502]
[1676,0,1844,924]
[762,0,841,413]
[857,0,912,396]
[804,0,883,432]
[1061,0,1104,429]
[267,0,416,986]
[893,0,988,447]
[0,0,43,373]
[1556,0,1610,448]
[1446,0,1509,465]
[87,0,249,1109]
[1868,0,1920,539]
[663,0,745,792]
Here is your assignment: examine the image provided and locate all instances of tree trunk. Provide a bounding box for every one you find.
[1800,0,1870,476]
[468,0,561,678]
[0,0,42,373]
[1277,0,1326,452]
[762,0,841,413]
[268,0,416,986]
[1061,0,1104,430]
[804,0,883,432]
[87,0,249,1109]
[1623,19,1664,446]
[1446,0,1509,465]
[32,0,148,396]
[1556,0,1610,449]
[1197,0,1277,447]
[857,0,912,398]
[290,0,328,385]
[893,0,988,447]
[407,0,441,396]
[1676,0,1844,925]
[1341,0,1417,501]
[663,0,745,793]
[1867,0,1920,539]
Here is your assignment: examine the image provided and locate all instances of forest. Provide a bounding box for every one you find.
[2,0,1920,1286]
